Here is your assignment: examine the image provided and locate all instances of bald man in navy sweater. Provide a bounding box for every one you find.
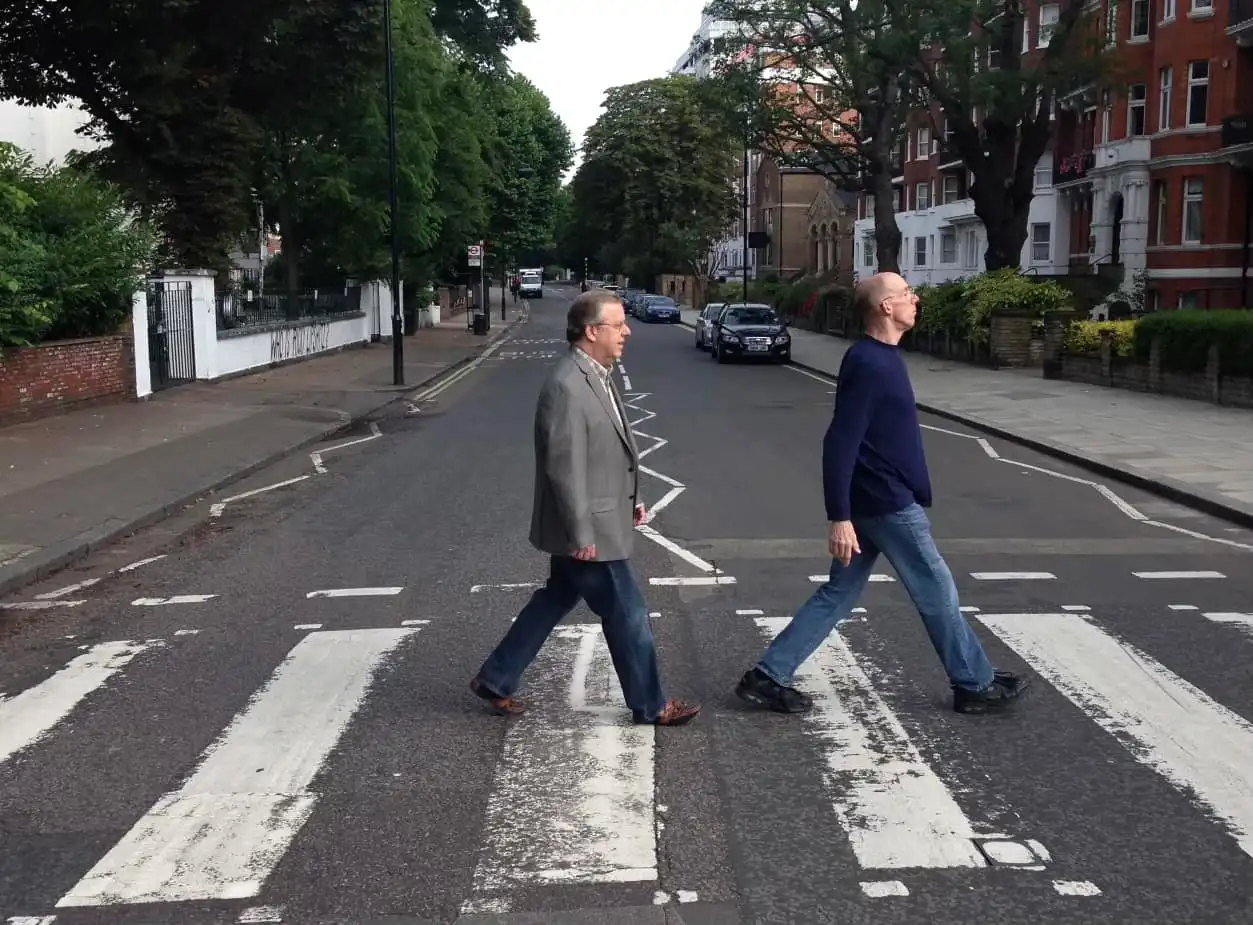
[735,271,1030,716]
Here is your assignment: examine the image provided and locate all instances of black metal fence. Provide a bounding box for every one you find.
[215,283,363,330]
[147,280,197,390]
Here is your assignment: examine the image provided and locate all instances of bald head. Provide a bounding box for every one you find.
[854,272,905,319]
[854,271,917,343]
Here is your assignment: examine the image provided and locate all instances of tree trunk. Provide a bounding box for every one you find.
[970,120,1043,272]
[978,200,1031,272]
[871,167,901,275]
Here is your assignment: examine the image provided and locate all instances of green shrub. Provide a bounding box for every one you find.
[1064,320,1136,357]
[0,142,156,348]
[915,279,968,337]
[1133,309,1253,377]
[961,269,1074,344]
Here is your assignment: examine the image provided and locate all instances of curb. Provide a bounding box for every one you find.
[0,316,525,599]
[784,357,1253,532]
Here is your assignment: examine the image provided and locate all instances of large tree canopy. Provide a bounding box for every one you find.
[0,0,566,291]
[567,75,742,298]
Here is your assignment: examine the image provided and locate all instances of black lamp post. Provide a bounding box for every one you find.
[384,0,403,385]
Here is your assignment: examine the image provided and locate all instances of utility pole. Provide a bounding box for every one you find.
[383,0,403,385]
[501,261,507,320]
[741,142,749,305]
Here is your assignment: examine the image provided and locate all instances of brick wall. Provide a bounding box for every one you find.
[0,336,134,424]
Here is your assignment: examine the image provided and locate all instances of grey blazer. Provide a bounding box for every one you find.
[529,347,641,562]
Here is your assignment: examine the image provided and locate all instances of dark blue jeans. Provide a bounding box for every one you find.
[475,556,668,722]
[758,503,996,693]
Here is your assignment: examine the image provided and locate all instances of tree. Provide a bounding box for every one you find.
[708,0,921,274]
[907,0,1111,270]
[569,75,742,304]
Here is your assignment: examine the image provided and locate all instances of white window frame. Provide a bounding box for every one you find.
[942,174,960,203]
[1186,60,1209,126]
[1030,223,1051,262]
[1190,0,1212,11]
[1181,177,1203,245]
[917,126,931,158]
[1161,0,1176,20]
[863,237,876,266]
[915,181,931,210]
[1130,0,1150,37]
[1128,84,1147,135]
[1105,0,1119,45]
[1034,156,1052,188]
[1038,3,1059,46]
[914,235,927,267]
[1155,180,1168,245]
[1159,68,1172,131]
[940,228,957,263]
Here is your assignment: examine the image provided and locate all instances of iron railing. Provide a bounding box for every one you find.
[216,286,363,330]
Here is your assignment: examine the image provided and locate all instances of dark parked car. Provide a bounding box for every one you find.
[639,296,680,323]
[710,303,791,363]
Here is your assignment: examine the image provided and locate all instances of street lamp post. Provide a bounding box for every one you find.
[383,0,403,385]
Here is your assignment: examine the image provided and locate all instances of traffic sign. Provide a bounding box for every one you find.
[467,245,482,257]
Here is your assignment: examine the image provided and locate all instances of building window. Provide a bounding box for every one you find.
[964,231,980,268]
[914,236,927,266]
[1186,60,1208,126]
[1034,156,1052,188]
[1101,89,1112,143]
[942,174,960,203]
[1031,223,1051,262]
[1190,0,1212,11]
[915,181,931,210]
[1158,68,1172,131]
[863,195,874,219]
[940,228,957,263]
[1162,0,1176,19]
[1182,177,1203,244]
[1039,3,1059,45]
[1022,14,1030,49]
[894,187,904,212]
[1178,290,1201,309]
[1154,180,1168,244]
[1128,84,1147,135]
[917,126,931,158]
[1130,0,1149,36]
[864,238,876,266]
[1105,0,1118,44]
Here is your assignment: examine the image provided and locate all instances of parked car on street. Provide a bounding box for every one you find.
[709,303,791,363]
[638,295,680,323]
[693,302,725,349]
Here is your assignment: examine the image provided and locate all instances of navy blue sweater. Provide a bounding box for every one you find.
[823,337,932,522]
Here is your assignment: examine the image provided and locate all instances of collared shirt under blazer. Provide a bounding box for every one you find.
[529,346,641,562]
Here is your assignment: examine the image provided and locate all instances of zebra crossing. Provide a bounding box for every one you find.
[3,599,1253,921]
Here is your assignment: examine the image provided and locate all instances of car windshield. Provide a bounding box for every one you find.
[647,298,676,306]
[724,307,777,325]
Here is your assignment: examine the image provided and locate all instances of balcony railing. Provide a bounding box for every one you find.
[1054,149,1095,185]
[1221,114,1253,148]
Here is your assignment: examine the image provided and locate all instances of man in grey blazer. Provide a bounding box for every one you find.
[469,289,701,727]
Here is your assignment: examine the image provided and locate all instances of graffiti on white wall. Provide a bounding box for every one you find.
[271,322,330,362]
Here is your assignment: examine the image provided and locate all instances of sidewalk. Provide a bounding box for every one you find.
[0,298,520,596]
[680,308,1253,527]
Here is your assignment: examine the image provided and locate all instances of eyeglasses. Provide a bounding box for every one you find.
[592,321,629,330]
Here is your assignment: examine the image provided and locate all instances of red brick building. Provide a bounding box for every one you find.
[1053,0,1253,309]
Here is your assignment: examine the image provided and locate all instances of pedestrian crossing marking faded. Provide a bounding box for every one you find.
[977,611,1253,862]
[56,627,420,907]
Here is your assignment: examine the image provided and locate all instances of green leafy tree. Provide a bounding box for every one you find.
[907,0,1112,269]
[0,143,156,348]
[569,75,742,303]
[708,0,921,274]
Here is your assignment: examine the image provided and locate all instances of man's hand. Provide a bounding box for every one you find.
[572,544,597,560]
[828,520,860,566]
[633,502,647,526]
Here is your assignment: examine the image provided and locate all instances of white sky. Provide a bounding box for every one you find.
[507,0,710,177]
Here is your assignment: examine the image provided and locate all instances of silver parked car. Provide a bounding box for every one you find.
[694,302,725,350]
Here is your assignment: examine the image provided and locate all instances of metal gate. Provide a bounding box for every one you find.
[147,280,196,390]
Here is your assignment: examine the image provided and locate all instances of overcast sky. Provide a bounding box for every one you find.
[507,0,710,177]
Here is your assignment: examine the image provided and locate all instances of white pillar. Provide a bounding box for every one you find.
[131,287,152,399]
[160,269,217,380]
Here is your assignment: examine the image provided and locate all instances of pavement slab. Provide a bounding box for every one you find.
[1,284,1251,924]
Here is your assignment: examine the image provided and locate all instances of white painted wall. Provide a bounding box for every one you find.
[131,289,151,399]
[214,313,371,379]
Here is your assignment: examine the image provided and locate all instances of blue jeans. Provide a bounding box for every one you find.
[758,503,995,693]
[475,556,668,722]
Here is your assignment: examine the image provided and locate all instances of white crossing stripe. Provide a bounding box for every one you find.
[56,627,419,907]
[1133,570,1225,579]
[809,573,894,583]
[305,587,403,598]
[755,617,994,869]
[976,612,1253,862]
[0,641,158,767]
[970,572,1056,580]
[466,624,655,909]
[132,595,215,606]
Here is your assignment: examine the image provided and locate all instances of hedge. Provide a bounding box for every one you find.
[1131,309,1253,377]
[1064,320,1136,358]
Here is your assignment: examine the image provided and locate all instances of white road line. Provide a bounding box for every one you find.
[305,587,404,599]
[0,641,158,766]
[237,906,284,923]
[782,364,837,387]
[808,573,894,583]
[293,623,322,630]
[470,583,542,593]
[646,486,684,520]
[0,600,87,611]
[1202,612,1253,631]
[1143,519,1253,552]
[401,619,430,626]
[736,608,764,615]
[132,595,216,606]
[1168,604,1199,610]
[1053,880,1102,896]
[649,575,737,586]
[7,917,58,924]
[36,578,102,599]
[119,555,167,573]
[755,616,993,869]
[638,464,683,489]
[1133,570,1225,579]
[970,572,1057,580]
[636,525,716,573]
[1061,604,1091,611]
[860,880,909,897]
[57,627,418,907]
[466,624,655,907]
[975,438,999,459]
[210,476,310,517]
[976,611,1253,862]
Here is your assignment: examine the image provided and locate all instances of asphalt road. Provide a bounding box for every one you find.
[3,283,1253,925]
